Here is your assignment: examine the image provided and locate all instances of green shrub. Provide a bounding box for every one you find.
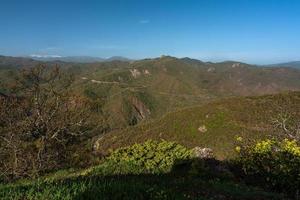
[89,160,145,175]
[104,140,192,174]
[236,138,300,194]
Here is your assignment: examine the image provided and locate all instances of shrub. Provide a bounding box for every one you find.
[236,138,300,195]
[103,140,192,174]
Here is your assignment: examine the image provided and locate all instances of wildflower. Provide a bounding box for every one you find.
[236,136,243,142]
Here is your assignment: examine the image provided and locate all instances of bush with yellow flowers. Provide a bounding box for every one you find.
[105,140,192,174]
[236,138,300,194]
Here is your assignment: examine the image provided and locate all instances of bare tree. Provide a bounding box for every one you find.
[271,111,300,141]
[0,65,91,180]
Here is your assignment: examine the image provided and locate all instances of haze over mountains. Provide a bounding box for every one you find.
[2,54,300,68]
[28,55,132,63]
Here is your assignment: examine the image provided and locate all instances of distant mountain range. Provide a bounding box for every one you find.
[1,54,300,136]
[1,54,300,67]
[28,55,132,63]
[267,61,300,69]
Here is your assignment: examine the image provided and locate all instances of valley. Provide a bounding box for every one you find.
[1,55,300,199]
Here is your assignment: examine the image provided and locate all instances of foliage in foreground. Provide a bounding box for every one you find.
[236,138,300,195]
[0,65,93,180]
[0,140,289,200]
[0,171,283,200]
[103,140,192,174]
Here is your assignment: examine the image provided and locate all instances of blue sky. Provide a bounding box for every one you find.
[0,0,300,64]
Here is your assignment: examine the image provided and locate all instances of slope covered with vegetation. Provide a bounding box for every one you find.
[2,55,300,132]
[1,140,292,200]
[95,92,300,159]
[1,56,300,199]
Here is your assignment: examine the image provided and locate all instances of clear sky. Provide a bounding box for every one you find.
[0,0,300,64]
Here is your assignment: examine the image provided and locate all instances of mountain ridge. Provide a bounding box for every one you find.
[267,61,300,69]
[2,54,300,67]
[27,55,132,63]
[1,55,300,131]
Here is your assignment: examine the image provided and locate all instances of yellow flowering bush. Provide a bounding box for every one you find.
[253,139,275,154]
[281,139,300,156]
[105,140,192,174]
[236,138,300,194]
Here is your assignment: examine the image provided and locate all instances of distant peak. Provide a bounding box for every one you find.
[180,57,204,63]
[160,55,176,59]
[106,56,131,61]
[30,54,62,58]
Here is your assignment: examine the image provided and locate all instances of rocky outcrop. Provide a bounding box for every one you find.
[143,69,151,75]
[192,147,214,159]
[207,67,215,72]
[198,125,207,133]
[232,63,241,68]
[130,97,151,122]
[130,69,141,78]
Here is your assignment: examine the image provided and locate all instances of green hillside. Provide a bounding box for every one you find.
[1,56,300,199]
[95,91,300,159]
[2,56,300,129]
[66,56,300,131]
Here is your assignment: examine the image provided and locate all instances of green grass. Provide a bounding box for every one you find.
[1,138,290,200]
[0,170,284,200]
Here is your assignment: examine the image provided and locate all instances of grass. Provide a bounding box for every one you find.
[1,138,291,200]
[0,133,296,200]
[0,137,292,200]
[0,169,285,200]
